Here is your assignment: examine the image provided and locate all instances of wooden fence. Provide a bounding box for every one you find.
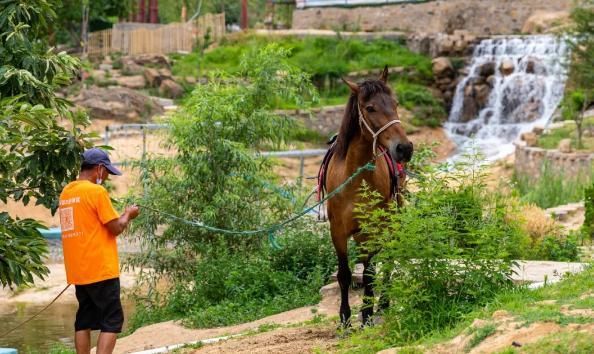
[87,13,225,57]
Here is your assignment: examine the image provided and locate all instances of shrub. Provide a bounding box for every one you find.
[355,154,529,344]
[514,161,592,209]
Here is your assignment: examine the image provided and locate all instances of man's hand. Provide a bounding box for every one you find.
[105,205,140,236]
[126,205,140,220]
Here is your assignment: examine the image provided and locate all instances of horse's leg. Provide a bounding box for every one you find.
[361,255,375,326]
[331,225,352,328]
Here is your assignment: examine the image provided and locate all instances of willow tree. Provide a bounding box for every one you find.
[0,0,92,287]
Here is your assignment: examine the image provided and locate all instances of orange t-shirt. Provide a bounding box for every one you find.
[59,180,120,285]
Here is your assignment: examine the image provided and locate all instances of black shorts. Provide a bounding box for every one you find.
[74,278,124,333]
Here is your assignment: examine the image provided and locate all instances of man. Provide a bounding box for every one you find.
[59,148,140,354]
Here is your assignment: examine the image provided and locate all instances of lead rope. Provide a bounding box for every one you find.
[0,284,71,340]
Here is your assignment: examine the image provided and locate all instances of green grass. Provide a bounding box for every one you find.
[496,331,594,353]
[514,161,593,209]
[537,118,594,151]
[171,34,433,81]
[340,266,594,353]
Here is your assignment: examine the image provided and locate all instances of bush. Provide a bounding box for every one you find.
[355,154,529,344]
[127,45,333,331]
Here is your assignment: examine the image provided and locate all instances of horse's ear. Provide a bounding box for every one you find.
[341,77,359,94]
[379,65,389,83]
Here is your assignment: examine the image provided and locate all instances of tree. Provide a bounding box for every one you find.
[0,0,92,287]
[565,0,594,148]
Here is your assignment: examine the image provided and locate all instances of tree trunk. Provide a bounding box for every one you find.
[137,0,146,22]
[149,0,159,24]
[81,3,89,57]
[241,0,248,30]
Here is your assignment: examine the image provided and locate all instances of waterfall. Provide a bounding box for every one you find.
[445,35,569,161]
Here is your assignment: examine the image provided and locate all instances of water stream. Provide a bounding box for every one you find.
[445,35,570,161]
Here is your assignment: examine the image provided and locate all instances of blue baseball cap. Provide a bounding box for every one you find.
[82,148,122,175]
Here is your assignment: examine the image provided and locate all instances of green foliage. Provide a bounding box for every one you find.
[531,234,579,262]
[53,0,130,45]
[513,161,592,209]
[171,35,432,83]
[395,81,446,127]
[127,45,333,330]
[0,0,92,287]
[583,183,594,239]
[354,154,527,344]
[171,35,442,126]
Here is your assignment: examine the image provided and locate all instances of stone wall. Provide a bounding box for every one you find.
[278,105,345,137]
[293,0,573,35]
[514,141,594,180]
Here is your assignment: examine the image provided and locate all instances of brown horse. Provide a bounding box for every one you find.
[318,67,413,327]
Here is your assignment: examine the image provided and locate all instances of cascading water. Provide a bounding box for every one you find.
[445,35,569,161]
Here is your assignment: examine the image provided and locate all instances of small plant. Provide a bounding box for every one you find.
[466,323,497,350]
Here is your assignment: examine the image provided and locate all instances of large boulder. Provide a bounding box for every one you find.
[73,87,163,121]
[116,75,146,89]
[159,79,184,99]
[432,57,454,78]
[500,59,515,76]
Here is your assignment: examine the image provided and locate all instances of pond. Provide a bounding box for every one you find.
[0,298,134,352]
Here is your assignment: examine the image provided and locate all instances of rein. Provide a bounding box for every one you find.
[357,103,401,157]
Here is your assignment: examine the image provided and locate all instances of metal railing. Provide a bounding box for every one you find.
[101,123,327,183]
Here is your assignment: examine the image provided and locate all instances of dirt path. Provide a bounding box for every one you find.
[113,282,360,354]
[189,324,339,354]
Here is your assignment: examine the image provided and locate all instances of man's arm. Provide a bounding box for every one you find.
[105,205,140,236]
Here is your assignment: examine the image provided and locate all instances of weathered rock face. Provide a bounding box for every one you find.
[408,30,478,57]
[432,57,460,109]
[73,87,163,121]
[159,79,184,99]
[522,10,571,34]
[293,0,573,35]
[116,75,146,89]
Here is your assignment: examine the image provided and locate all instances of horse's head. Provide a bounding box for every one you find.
[343,66,413,163]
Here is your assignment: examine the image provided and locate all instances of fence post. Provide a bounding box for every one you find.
[298,156,305,187]
[104,126,109,146]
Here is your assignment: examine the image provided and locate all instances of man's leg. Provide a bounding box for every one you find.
[96,332,117,354]
[75,329,91,354]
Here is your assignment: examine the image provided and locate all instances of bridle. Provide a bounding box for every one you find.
[357,103,401,158]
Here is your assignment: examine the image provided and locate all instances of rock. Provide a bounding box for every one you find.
[72,87,163,121]
[521,132,538,147]
[185,76,197,85]
[158,68,172,79]
[159,79,184,99]
[526,60,536,74]
[479,62,496,77]
[486,75,497,88]
[122,58,144,75]
[475,84,491,107]
[558,139,572,153]
[432,57,454,78]
[532,126,545,135]
[126,53,171,67]
[92,70,106,80]
[144,68,161,87]
[99,63,113,71]
[522,11,571,34]
[116,75,146,89]
[500,59,515,76]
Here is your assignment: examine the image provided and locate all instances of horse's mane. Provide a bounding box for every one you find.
[334,79,393,160]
